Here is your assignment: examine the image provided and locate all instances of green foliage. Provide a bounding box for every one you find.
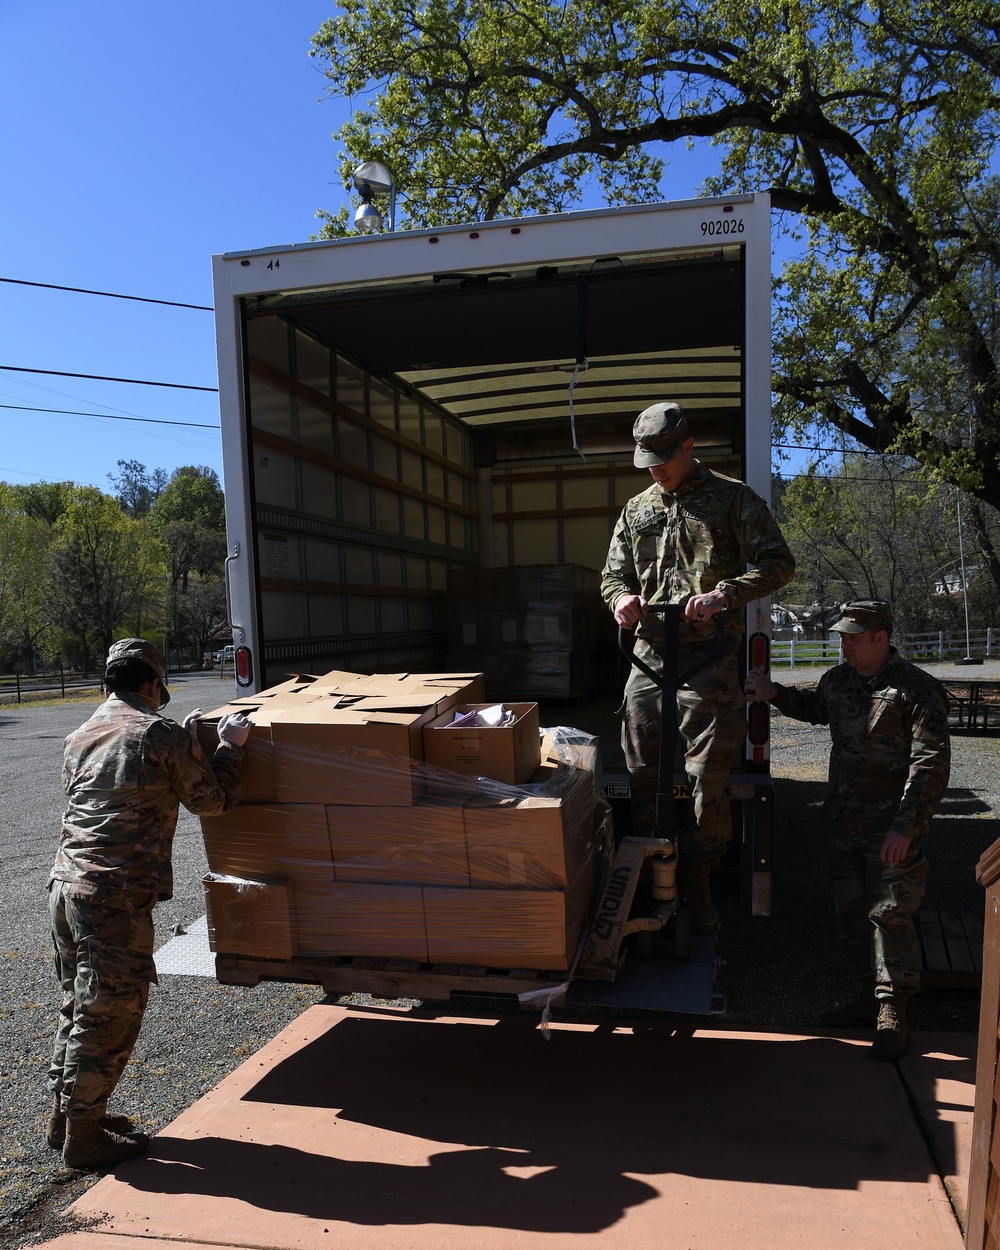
[774,455,998,632]
[11,480,72,525]
[49,486,168,661]
[310,1,1000,536]
[147,467,228,654]
[0,484,52,662]
[108,459,168,518]
[0,464,230,671]
[148,466,226,533]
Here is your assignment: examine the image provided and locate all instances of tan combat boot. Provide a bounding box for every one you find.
[871,996,910,1062]
[685,860,719,935]
[819,979,877,1027]
[46,1096,136,1150]
[62,1114,150,1171]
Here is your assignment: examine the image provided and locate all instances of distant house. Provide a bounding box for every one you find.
[772,602,844,637]
[933,564,982,597]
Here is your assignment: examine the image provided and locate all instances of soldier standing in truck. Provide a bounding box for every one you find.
[601,402,795,935]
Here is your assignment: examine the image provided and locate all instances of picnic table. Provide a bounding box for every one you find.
[941,679,1000,733]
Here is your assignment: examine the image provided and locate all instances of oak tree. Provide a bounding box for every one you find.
[311,1,1000,581]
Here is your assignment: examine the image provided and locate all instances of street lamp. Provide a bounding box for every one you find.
[955,493,983,665]
[352,161,395,234]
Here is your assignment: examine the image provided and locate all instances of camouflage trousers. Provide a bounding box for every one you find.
[829,824,927,998]
[621,640,747,861]
[48,880,158,1120]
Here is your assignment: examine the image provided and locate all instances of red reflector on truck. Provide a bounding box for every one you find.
[235,646,253,687]
[747,632,770,747]
[748,701,769,746]
[750,631,769,671]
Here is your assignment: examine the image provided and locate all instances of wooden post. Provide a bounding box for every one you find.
[966,837,1000,1248]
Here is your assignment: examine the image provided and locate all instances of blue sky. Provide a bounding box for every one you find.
[0,2,733,494]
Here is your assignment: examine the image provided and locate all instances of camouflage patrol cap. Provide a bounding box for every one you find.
[106,637,170,706]
[830,600,893,635]
[632,402,690,467]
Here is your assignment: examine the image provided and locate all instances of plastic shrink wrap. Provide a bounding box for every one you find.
[198,669,613,974]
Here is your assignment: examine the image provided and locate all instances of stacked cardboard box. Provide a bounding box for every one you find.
[199,670,610,973]
[445,564,604,701]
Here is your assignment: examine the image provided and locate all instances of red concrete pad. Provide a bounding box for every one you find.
[35,1238,229,1250]
[897,1033,977,1227]
[68,1005,964,1250]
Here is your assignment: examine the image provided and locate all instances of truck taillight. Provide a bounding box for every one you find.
[750,631,769,671]
[235,646,253,687]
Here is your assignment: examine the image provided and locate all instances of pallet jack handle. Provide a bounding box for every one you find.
[618,604,729,843]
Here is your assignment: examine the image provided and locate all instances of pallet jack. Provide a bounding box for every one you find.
[575,604,726,984]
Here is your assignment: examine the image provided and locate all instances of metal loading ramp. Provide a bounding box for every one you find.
[568,933,723,1014]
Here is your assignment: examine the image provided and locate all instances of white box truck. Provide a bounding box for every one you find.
[210,194,779,1003]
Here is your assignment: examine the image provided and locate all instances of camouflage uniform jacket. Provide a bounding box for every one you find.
[51,692,243,901]
[770,650,950,842]
[601,461,795,648]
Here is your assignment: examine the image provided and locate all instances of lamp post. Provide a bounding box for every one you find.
[955,493,983,666]
[352,161,395,234]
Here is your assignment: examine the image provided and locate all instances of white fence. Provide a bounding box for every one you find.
[772,627,999,668]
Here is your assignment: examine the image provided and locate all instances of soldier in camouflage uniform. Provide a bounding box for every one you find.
[601,403,794,933]
[48,638,251,1170]
[745,601,951,1060]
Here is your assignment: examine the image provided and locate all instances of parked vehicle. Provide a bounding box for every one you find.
[208,195,779,1006]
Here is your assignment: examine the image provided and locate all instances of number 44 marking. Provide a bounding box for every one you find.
[267,259,280,270]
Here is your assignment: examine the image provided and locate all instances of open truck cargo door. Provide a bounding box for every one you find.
[209,196,779,1011]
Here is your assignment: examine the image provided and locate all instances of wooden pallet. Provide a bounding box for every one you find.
[918,909,983,989]
[214,951,567,1003]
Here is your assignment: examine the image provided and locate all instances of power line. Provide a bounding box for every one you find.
[0,365,218,392]
[0,276,213,312]
[0,404,218,430]
[774,442,889,456]
[774,469,922,483]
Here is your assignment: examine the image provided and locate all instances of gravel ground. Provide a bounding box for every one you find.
[1,659,997,1247]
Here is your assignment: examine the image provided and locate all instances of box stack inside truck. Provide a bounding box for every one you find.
[197,668,614,977]
[445,563,608,702]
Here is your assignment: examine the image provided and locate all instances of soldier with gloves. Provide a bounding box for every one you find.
[47,638,251,1170]
[602,402,795,934]
[745,601,951,1060]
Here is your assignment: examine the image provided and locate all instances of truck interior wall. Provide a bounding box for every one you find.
[243,315,479,687]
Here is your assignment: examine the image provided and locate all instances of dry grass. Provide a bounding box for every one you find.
[0,689,102,709]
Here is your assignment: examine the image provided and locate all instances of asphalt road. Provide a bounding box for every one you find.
[1,662,997,1247]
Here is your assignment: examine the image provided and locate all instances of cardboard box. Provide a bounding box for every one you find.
[200,804,334,882]
[205,670,485,807]
[291,873,595,971]
[422,702,541,785]
[300,670,486,702]
[326,804,470,886]
[463,795,593,889]
[423,877,592,971]
[292,880,429,960]
[198,683,331,804]
[197,716,278,804]
[269,702,433,805]
[204,875,294,960]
